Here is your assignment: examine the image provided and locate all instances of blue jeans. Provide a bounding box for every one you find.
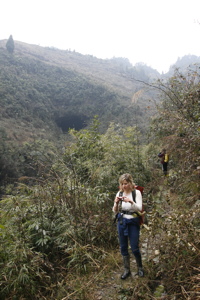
[117,216,141,257]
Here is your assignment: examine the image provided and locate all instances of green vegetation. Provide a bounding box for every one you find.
[0,40,199,299]
[0,40,159,186]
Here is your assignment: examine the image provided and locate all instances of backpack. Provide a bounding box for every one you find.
[119,186,146,226]
[164,154,169,163]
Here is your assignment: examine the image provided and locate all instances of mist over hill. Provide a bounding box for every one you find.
[1,39,199,146]
[0,40,160,143]
[0,39,162,185]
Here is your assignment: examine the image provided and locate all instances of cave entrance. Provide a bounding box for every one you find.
[55,113,89,132]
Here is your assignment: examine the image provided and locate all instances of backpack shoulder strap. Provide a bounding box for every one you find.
[118,191,123,213]
[132,190,136,203]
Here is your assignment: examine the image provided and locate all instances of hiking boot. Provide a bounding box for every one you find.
[121,255,131,280]
[135,253,144,277]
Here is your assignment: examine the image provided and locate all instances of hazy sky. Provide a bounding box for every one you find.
[1,0,199,73]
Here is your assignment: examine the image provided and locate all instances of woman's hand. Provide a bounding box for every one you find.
[123,196,134,204]
[114,196,122,204]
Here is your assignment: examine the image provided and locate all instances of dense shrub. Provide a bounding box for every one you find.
[0,67,199,298]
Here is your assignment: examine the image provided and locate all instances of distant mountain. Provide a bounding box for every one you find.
[1,39,200,146]
[1,39,200,186]
[166,54,200,76]
[0,39,160,145]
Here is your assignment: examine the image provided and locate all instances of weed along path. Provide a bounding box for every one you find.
[91,230,156,300]
[60,180,199,299]
[84,220,159,299]
[91,183,177,299]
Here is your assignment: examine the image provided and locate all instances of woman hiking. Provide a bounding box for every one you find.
[113,173,144,279]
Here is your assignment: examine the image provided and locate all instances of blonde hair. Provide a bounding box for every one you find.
[119,173,135,191]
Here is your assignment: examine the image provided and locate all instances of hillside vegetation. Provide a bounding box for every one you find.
[0,39,160,187]
[0,39,159,137]
[0,39,199,299]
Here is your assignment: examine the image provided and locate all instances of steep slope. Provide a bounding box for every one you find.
[0,40,159,144]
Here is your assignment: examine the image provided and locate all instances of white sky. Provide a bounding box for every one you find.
[1,0,199,73]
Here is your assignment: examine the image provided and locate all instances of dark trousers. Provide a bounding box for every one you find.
[117,217,141,257]
[162,162,168,175]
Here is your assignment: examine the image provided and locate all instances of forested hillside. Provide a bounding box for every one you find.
[0,39,159,138]
[0,39,199,299]
[0,39,160,187]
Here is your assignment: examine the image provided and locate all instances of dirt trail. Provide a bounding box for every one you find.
[92,183,172,300]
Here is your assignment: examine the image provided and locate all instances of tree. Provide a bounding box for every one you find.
[6,35,15,53]
[150,67,200,199]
